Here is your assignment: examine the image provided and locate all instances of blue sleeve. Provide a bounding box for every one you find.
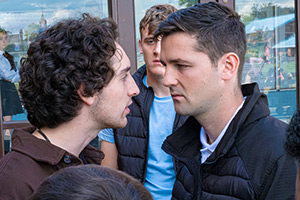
[98,128,115,143]
[0,55,19,82]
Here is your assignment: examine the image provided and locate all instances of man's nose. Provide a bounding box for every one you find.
[163,66,178,87]
[128,75,139,97]
[153,40,161,55]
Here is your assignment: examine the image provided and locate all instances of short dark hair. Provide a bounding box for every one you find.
[285,109,300,161]
[139,4,177,38]
[154,2,246,85]
[19,14,119,128]
[29,164,153,200]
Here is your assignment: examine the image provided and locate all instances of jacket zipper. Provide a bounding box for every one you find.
[141,87,154,184]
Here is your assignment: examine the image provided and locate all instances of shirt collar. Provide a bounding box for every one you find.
[11,127,104,165]
[200,97,246,162]
[0,50,4,55]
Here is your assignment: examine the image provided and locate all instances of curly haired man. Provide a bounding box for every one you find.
[0,14,139,199]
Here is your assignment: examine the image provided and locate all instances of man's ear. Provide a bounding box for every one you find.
[219,52,240,81]
[138,39,143,54]
[77,84,95,106]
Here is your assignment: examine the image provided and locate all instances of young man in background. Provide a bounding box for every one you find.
[99,4,187,199]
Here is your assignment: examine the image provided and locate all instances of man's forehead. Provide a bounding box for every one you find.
[110,43,130,73]
[141,25,155,38]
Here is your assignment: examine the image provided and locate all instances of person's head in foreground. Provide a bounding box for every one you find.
[29,164,153,200]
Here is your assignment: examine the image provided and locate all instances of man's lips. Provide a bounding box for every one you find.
[125,102,132,113]
[153,60,162,64]
[171,93,184,100]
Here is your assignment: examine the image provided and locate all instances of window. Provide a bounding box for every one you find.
[236,0,296,122]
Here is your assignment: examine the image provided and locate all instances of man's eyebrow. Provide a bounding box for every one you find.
[143,36,155,41]
[161,58,190,64]
[119,66,131,74]
[171,58,190,63]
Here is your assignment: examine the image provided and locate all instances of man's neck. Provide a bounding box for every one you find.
[146,73,170,97]
[33,115,98,157]
[196,93,244,144]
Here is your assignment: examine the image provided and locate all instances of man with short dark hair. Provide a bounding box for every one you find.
[0,14,139,199]
[155,2,297,199]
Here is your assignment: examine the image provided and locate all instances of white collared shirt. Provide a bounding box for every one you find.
[200,98,246,163]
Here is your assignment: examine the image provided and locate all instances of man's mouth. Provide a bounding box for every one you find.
[153,59,162,64]
[171,93,184,100]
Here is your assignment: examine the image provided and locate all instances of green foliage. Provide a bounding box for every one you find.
[242,3,295,23]
[178,0,198,7]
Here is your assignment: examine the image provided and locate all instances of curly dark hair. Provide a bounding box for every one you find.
[285,109,300,161]
[19,13,119,128]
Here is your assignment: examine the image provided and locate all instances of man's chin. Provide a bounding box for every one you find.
[113,119,128,129]
[174,106,189,116]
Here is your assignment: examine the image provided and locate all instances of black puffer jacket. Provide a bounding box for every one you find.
[162,83,297,200]
[114,65,187,183]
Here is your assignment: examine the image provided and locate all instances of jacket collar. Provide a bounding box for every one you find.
[162,116,201,159]
[131,64,154,107]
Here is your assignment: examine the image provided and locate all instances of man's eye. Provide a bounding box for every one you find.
[147,40,154,44]
[177,64,190,69]
[122,74,128,81]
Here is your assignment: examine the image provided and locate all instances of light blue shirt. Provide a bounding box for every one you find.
[200,98,246,163]
[0,50,19,83]
[98,128,115,143]
[99,75,176,200]
[144,86,176,200]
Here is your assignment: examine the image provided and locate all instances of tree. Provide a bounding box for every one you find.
[178,0,197,7]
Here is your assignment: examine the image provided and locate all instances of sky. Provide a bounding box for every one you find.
[0,0,109,34]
